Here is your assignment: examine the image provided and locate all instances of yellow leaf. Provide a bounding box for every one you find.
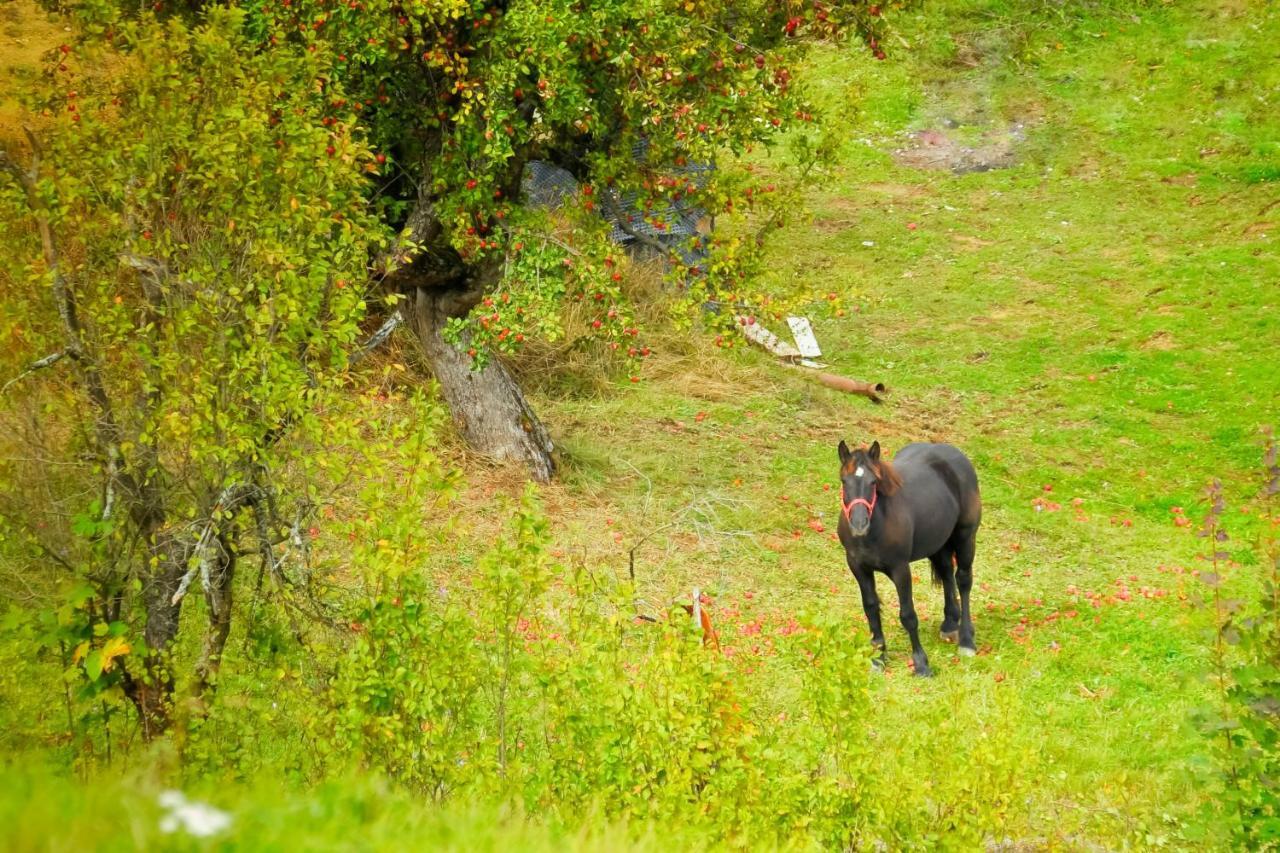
[100,636,131,671]
[72,641,89,664]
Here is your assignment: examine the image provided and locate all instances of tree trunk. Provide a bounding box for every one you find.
[133,538,187,739]
[406,288,555,482]
[194,535,236,702]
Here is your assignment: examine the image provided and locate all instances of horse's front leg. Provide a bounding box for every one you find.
[890,565,932,677]
[847,558,886,667]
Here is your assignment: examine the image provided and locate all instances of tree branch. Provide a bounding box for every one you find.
[8,130,137,527]
[601,191,683,258]
[347,313,403,367]
[1,351,70,394]
[170,483,259,607]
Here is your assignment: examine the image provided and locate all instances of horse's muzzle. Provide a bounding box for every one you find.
[847,511,871,537]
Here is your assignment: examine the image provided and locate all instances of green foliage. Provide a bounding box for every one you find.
[328,575,488,796]
[529,595,764,832]
[68,0,906,366]
[2,0,1279,849]
[1193,432,1280,848]
[0,3,387,729]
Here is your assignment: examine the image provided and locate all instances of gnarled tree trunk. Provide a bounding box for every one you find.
[384,144,556,482]
[405,286,555,482]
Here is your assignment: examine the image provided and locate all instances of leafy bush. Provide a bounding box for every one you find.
[328,577,488,798]
[316,487,901,847]
[1193,429,1280,848]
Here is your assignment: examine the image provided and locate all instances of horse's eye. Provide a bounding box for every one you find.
[854,466,864,477]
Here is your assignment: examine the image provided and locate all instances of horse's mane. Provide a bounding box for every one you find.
[875,456,903,496]
[854,444,902,496]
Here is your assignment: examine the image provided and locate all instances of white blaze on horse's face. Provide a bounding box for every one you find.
[842,462,875,537]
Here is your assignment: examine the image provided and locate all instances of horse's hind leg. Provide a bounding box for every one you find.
[931,550,961,644]
[954,531,978,655]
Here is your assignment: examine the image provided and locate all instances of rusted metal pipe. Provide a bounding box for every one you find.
[808,371,886,403]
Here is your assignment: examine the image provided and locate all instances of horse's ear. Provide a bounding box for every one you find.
[868,440,881,462]
[838,440,852,465]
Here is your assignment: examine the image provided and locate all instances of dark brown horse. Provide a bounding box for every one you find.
[836,440,981,676]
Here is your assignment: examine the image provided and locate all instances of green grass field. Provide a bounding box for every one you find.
[524,0,1279,842]
[2,0,1276,848]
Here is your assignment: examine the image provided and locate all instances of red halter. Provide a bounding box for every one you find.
[841,484,878,522]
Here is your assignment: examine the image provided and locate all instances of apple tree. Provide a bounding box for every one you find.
[246,0,895,480]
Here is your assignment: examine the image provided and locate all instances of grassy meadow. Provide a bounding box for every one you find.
[1,0,1277,848]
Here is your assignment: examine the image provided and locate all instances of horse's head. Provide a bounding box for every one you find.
[837,439,886,537]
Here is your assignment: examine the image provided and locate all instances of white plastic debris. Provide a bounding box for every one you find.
[158,790,232,837]
[785,316,823,358]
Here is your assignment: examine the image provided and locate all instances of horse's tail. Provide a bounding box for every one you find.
[929,553,957,586]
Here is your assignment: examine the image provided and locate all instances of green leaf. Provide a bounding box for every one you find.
[84,649,104,682]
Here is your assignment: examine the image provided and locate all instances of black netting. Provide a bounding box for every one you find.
[522,155,712,267]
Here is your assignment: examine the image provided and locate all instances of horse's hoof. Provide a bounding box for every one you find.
[870,657,887,672]
[940,629,960,644]
[958,645,977,657]
[913,665,934,678]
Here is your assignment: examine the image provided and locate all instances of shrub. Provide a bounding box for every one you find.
[1193,428,1280,848]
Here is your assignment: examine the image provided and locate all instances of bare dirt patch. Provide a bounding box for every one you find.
[860,182,930,199]
[893,123,1029,174]
[952,233,996,251]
